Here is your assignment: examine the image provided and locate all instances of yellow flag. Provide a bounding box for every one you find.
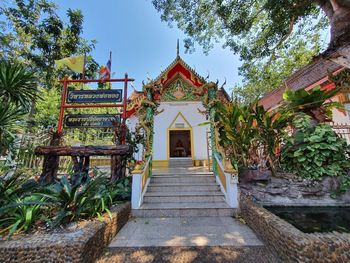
[54,56,85,73]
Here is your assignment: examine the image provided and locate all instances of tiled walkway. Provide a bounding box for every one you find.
[109,217,263,247]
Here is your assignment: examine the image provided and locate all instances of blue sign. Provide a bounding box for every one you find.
[67,89,122,104]
[64,114,121,128]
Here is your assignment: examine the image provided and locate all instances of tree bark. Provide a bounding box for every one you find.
[316,0,350,49]
[35,145,130,156]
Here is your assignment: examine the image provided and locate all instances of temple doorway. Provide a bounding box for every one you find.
[169,130,191,158]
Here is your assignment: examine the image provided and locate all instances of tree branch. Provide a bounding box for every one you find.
[330,0,340,11]
[265,15,295,68]
[314,0,334,19]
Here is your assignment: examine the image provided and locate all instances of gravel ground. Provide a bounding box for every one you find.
[96,246,281,263]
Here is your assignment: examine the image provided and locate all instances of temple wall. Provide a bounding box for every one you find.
[332,107,350,125]
[153,101,208,161]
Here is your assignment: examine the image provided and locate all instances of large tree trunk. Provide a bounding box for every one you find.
[317,0,350,50]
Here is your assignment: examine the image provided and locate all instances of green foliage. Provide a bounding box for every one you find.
[281,115,350,180]
[1,0,98,87]
[253,104,290,172]
[0,60,39,156]
[282,86,342,123]
[38,175,114,226]
[32,88,60,129]
[215,101,255,170]
[0,104,25,156]
[152,1,336,103]
[109,177,131,202]
[0,195,44,237]
[0,61,39,110]
[152,0,326,60]
[0,170,130,237]
[0,171,43,237]
[233,37,323,103]
[214,101,288,173]
[0,172,35,206]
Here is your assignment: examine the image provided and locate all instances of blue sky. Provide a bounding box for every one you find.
[55,0,242,93]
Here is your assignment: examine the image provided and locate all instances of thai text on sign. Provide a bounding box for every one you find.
[64,114,121,128]
[66,89,123,104]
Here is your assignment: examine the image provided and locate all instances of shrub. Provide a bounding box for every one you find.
[281,115,350,180]
[0,195,44,237]
[0,172,44,237]
[0,170,131,236]
[38,175,114,226]
[109,177,131,202]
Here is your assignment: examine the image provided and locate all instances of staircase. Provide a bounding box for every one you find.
[132,162,235,217]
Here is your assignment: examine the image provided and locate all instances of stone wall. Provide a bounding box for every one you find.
[0,202,131,263]
[239,195,350,263]
[240,175,350,205]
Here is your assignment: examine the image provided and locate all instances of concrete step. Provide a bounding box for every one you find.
[169,159,193,167]
[132,202,235,217]
[151,175,215,184]
[143,193,225,203]
[153,171,213,175]
[144,191,224,197]
[147,184,220,192]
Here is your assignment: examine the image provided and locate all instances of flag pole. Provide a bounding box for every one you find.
[109,51,112,79]
[82,53,87,80]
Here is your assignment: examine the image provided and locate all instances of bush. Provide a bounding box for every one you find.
[38,175,114,226]
[281,115,350,180]
[0,170,131,236]
[0,172,43,237]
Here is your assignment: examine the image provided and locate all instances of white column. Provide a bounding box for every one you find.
[131,173,142,209]
[225,171,239,208]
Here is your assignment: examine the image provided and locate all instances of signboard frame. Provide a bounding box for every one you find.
[64,114,121,128]
[66,89,123,104]
[56,74,134,144]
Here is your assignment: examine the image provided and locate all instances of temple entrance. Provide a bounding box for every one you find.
[169,130,191,158]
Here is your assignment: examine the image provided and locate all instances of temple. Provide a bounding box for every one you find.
[126,52,229,167]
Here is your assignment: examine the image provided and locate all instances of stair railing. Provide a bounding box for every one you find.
[131,156,152,209]
[213,152,239,208]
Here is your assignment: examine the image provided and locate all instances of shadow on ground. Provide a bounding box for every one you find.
[96,246,280,263]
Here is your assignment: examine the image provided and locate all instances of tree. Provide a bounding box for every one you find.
[233,36,323,103]
[1,0,100,131]
[0,61,38,155]
[152,0,349,60]
[0,0,98,88]
[0,61,39,110]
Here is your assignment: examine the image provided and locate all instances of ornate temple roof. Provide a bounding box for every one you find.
[126,49,230,117]
[149,55,207,89]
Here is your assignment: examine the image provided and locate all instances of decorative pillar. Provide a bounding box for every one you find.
[207,83,218,175]
[144,84,155,174]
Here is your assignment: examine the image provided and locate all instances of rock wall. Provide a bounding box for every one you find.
[0,202,131,263]
[240,174,350,205]
[239,195,350,263]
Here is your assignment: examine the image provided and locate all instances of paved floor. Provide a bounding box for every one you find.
[109,217,263,247]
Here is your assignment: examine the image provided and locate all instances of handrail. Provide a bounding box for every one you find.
[213,152,239,208]
[131,156,152,209]
[141,157,152,193]
[213,152,227,193]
